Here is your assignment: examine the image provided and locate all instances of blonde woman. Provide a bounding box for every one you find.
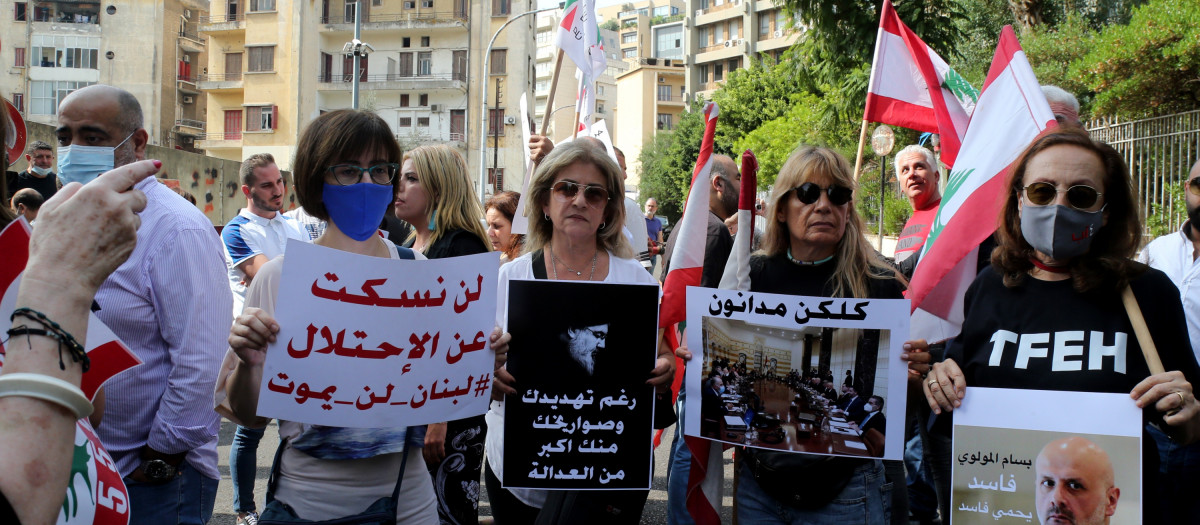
[391,143,492,525]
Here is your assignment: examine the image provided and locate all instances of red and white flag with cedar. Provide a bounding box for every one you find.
[658,102,719,330]
[864,0,978,165]
[556,0,605,79]
[909,26,1055,342]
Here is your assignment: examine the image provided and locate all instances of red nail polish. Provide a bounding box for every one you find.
[152,160,162,169]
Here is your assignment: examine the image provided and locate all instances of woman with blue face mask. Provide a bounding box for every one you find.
[921,127,1200,523]
[214,110,495,523]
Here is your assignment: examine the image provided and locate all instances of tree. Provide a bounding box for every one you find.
[636,100,721,224]
[710,56,809,155]
[600,19,618,31]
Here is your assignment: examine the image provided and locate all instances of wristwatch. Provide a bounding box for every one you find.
[140,458,178,483]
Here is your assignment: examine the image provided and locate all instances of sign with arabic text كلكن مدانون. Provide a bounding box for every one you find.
[256,240,500,428]
[503,279,660,490]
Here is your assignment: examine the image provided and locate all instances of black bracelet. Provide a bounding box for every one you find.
[7,308,90,372]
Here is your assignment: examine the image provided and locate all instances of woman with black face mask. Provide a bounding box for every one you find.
[921,127,1200,523]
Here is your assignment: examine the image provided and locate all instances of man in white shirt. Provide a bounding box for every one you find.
[1137,158,1200,523]
[219,152,308,525]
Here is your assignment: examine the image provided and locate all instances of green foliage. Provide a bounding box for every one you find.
[1020,15,1095,111]
[600,19,618,31]
[710,56,809,154]
[856,160,913,237]
[650,13,683,25]
[1146,179,1187,239]
[732,93,859,191]
[636,100,725,224]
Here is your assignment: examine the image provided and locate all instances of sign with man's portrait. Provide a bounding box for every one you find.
[503,279,659,490]
[952,388,1142,525]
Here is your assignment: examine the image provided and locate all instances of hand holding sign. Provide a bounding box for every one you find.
[228,307,279,368]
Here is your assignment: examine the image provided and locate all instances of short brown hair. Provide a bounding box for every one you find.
[992,126,1142,293]
[240,153,276,186]
[291,110,401,223]
[486,191,525,258]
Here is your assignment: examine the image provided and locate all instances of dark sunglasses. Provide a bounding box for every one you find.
[551,180,610,207]
[1187,178,1200,197]
[1020,182,1103,210]
[791,182,853,206]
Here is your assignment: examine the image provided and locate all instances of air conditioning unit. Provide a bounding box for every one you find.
[430,103,444,112]
[658,76,665,83]
[182,95,195,104]
[503,116,517,125]
[184,9,192,18]
[695,9,703,18]
[723,40,732,48]
[773,29,783,38]
[182,55,190,63]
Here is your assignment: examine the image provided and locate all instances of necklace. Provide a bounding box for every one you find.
[1029,257,1070,274]
[787,248,835,266]
[551,248,598,280]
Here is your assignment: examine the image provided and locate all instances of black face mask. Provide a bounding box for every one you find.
[1188,203,1200,228]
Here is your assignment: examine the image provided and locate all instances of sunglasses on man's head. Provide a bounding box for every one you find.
[1187,178,1200,197]
[790,182,853,206]
[1020,182,1103,210]
[551,180,610,207]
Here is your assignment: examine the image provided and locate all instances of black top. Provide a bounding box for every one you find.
[742,253,904,500]
[5,170,58,201]
[661,211,733,288]
[407,228,489,260]
[0,490,15,524]
[860,411,886,435]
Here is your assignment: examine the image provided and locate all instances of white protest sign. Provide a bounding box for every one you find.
[588,119,617,165]
[685,286,910,460]
[513,92,535,235]
[257,240,500,428]
[951,388,1141,524]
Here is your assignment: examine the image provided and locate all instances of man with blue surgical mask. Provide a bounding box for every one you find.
[56,84,232,525]
[5,141,59,201]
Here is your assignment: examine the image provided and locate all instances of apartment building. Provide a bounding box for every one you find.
[196,0,534,195]
[685,0,798,98]
[532,10,621,143]
[2,0,210,152]
[614,58,685,189]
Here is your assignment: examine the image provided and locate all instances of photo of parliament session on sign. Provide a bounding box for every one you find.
[695,316,894,458]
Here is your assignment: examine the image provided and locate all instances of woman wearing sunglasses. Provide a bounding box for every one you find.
[733,146,906,524]
[391,144,494,525]
[921,127,1200,522]
[216,110,479,523]
[485,140,674,523]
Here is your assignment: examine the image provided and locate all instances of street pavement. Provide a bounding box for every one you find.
[208,418,736,524]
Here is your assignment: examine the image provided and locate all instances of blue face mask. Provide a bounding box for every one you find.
[322,182,394,241]
[718,386,726,395]
[57,133,134,186]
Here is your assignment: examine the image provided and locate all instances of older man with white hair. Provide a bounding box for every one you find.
[1042,85,1083,127]
[893,144,941,270]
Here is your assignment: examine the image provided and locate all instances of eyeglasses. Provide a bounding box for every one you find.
[791,182,853,206]
[1020,182,1103,210]
[327,163,399,186]
[551,180,610,207]
[1187,178,1200,197]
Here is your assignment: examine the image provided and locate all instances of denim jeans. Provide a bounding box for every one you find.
[666,388,695,525]
[125,461,218,525]
[1148,424,1200,522]
[736,460,891,525]
[230,424,266,513]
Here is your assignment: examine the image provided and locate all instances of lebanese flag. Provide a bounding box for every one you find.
[908,26,1055,342]
[659,102,719,330]
[678,149,760,524]
[864,0,977,166]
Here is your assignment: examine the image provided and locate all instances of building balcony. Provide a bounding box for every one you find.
[697,39,747,62]
[656,93,684,106]
[537,46,556,61]
[175,119,206,134]
[31,19,101,35]
[315,73,466,92]
[198,14,245,34]
[756,30,797,51]
[197,73,244,92]
[180,0,209,12]
[396,131,467,149]
[177,75,202,95]
[695,1,745,25]
[319,10,468,32]
[178,30,205,53]
[196,131,242,150]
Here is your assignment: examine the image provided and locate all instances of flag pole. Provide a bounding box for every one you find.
[539,50,565,137]
[852,119,869,181]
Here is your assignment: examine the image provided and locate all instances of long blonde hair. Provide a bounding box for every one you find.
[524,141,633,259]
[402,144,489,252]
[759,146,904,298]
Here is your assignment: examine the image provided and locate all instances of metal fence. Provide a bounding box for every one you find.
[1087,110,1200,235]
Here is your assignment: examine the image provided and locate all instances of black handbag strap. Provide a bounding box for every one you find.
[265,437,411,506]
[531,249,548,280]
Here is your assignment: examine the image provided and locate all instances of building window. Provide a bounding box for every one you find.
[246,106,276,131]
[698,27,709,47]
[623,48,636,59]
[417,117,430,127]
[489,49,506,75]
[657,84,671,101]
[729,18,739,40]
[12,93,23,112]
[400,94,410,107]
[714,63,724,82]
[398,117,412,127]
[247,46,275,72]
[657,113,673,130]
[488,109,503,135]
[492,0,510,16]
[14,2,26,21]
[32,35,101,69]
[699,65,709,84]
[374,0,383,5]
[403,37,411,48]
[597,85,604,96]
[597,103,605,114]
[249,0,275,11]
[30,80,93,115]
[759,14,770,37]
[398,52,413,76]
[417,52,432,76]
[536,31,550,44]
[728,58,741,72]
[622,32,637,44]
[489,168,504,189]
[14,48,25,67]
[419,93,429,106]
[420,36,430,47]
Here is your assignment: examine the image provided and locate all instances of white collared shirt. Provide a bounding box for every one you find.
[221,208,309,312]
[1139,222,1200,361]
